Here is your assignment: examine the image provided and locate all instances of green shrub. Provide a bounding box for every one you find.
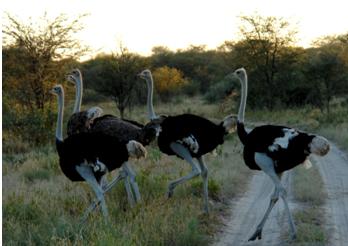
[204,76,237,103]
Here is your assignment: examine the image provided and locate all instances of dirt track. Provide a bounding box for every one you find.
[314,144,348,246]
[214,171,295,246]
[215,143,348,246]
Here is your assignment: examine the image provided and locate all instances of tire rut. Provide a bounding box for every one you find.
[314,144,348,246]
[215,170,295,246]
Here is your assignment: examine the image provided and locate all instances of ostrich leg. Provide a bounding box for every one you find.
[197,156,209,213]
[167,142,201,198]
[248,153,288,241]
[76,164,109,221]
[122,162,141,203]
[80,165,133,222]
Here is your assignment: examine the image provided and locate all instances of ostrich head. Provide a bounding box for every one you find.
[86,106,103,119]
[222,114,238,133]
[141,121,163,145]
[50,84,64,96]
[126,140,147,159]
[67,69,82,84]
[85,107,103,128]
[138,69,152,80]
[309,135,330,156]
[233,67,247,81]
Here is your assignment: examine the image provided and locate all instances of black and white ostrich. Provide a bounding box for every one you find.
[138,69,237,213]
[51,85,147,220]
[233,68,330,240]
[66,69,103,136]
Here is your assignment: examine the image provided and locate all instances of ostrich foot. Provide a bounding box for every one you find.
[290,232,297,240]
[167,183,175,198]
[248,228,262,241]
[167,189,174,198]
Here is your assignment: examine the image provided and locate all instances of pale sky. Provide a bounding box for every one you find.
[2,0,348,57]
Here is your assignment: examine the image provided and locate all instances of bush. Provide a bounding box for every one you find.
[204,76,237,103]
[82,89,108,104]
[3,104,55,146]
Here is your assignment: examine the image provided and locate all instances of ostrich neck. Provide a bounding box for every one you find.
[56,92,64,141]
[146,75,157,119]
[238,75,248,123]
[73,77,82,113]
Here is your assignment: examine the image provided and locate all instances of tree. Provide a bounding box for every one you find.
[305,47,348,114]
[152,66,188,101]
[235,15,299,109]
[84,47,147,118]
[3,13,88,111]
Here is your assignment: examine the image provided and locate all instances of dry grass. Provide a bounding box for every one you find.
[287,161,327,245]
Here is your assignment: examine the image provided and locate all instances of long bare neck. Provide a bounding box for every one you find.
[56,91,64,141]
[238,73,248,123]
[73,76,82,113]
[146,74,157,120]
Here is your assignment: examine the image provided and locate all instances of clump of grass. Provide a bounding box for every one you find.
[23,168,51,182]
[190,178,221,201]
[2,132,30,155]
[293,209,326,244]
[318,122,348,151]
[289,162,327,244]
[292,164,327,205]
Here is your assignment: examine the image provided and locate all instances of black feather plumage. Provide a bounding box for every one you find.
[56,132,130,182]
[90,115,158,146]
[238,124,315,173]
[157,114,227,158]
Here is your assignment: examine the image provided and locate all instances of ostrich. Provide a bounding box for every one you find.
[138,69,237,213]
[87,110,160,204]
[233,68,330,240]
[65,69,161,203]
[51,85,147,220]
[66,69,103,136]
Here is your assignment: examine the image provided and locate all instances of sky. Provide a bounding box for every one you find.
[2,0,348,57]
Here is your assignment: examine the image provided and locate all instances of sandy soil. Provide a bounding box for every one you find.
[214,170,295,246]
[314,144,348,246]
[214,143,348,246]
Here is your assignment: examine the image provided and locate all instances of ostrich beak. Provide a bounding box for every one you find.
[66,74,75,83]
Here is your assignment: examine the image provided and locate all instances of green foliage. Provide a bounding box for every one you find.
[292,209,327,244]
[190,178,221,201]
[82,47,148,118]
[82,88,108,104]
[204,75,237,103]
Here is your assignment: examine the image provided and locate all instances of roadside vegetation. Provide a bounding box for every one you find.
[284,162,327,245]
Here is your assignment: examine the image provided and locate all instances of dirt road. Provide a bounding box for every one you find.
[314,144,348,246]
[214,171,295,246]
[214,143,348,246]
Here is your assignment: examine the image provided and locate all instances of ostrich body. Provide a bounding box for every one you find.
[139,69,237,213]
[52,85,147,220]
[234,68,330,241]
[66,69,103,136]
[90,115,158,147]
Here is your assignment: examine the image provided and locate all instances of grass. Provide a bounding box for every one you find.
[2,140,249,245]
[286,161,327,245]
